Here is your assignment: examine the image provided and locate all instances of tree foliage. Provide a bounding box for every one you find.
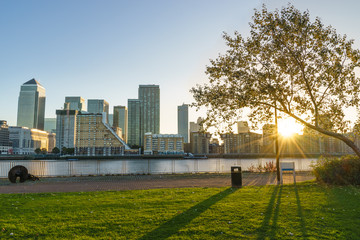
[191,4,360,156]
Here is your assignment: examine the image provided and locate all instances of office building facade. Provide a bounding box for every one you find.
[87,99,109,122]
[44,118,56,133]
[127,99,141,146]
[65,96,86,111]
[17,78,46,130]
[113,106,128,143]
[139,85,160,145]
[0,121,12,154]
[177,104,189,143]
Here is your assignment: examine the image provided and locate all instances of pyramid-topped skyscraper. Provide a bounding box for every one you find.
[17,78,46,130]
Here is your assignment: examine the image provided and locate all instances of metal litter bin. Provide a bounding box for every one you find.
[231,166,242,187]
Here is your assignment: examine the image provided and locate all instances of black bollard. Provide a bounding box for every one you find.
[231,166,242,188]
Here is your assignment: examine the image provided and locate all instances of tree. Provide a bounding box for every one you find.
[41,148,47,154]
[52,147,60,154]
[191,4,360,157]
[34,148,41,154]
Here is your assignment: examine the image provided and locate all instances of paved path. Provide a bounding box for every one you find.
[0,172,315,194]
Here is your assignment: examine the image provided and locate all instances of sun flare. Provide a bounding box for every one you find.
[277,118,303,137]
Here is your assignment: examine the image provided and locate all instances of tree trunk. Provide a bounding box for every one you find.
[275,105,280,182]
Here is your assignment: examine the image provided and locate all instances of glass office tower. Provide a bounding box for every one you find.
[113,106,128,143]
[177,104,189,143]
[127,99,141,146]
[17,79,46,130]
[139,85,160,146]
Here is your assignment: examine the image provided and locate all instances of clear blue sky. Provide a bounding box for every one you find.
[1,0,360,133]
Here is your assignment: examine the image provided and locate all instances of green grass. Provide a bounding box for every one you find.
[0,182,360,239]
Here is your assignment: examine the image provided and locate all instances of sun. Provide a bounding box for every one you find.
[277,118,303,137]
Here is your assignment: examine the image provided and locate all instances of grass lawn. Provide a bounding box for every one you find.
[0,181,359,239]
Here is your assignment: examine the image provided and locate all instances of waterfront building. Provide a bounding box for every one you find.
[139,85,160,145]
[144,133,184,155]
[75,113,130,156]
[0,121,12,154]
[9,127,50,154]
[177,104,189,143]
[190,132,211,154]
[30,128,50,151]
[55,109,78,149]
[113,106,128,143]
[221,132,261,154]
[9,127,32,154]
[65,96,86,111]
[17,78,46,130]
[127,99,141,146]
[87,99,109,123]
[44,118,56,133]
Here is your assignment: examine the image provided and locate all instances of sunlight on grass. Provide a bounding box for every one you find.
[0,183,359,239]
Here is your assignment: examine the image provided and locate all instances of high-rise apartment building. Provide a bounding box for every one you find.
[87,99,109,122]
[127,99,141,146]
[139,85,160,145]
[56,109,78,150]
[75,113,130,156]
[65,96,86,111]
[177,104,189,143]
[113,106,128,143]
[17,79,46,130]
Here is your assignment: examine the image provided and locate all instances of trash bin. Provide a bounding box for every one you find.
[231,166,242,188]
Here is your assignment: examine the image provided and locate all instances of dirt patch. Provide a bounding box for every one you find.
[0,172,315,194]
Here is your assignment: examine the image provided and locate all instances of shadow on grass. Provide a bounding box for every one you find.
[256,185,282,240]
[256,184,308,239]
[139,187,238,240]
[294,184,308,239]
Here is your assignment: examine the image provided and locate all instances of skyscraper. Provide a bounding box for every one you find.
[87,99,109,122]
[113,106,128,143]
[65,96,86,111]
[17,78,46,130]
[55,109,78,150]
[127,99,141,146]
[177,104,189,143]
[139,85,160,145]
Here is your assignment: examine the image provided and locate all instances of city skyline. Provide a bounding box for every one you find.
[2,0,360,134]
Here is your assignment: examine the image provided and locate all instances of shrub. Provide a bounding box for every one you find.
[312,155,360,185]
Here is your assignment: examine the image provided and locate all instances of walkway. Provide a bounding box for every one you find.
[0,172,315,194]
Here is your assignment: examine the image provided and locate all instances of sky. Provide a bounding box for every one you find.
[1,0,360,134]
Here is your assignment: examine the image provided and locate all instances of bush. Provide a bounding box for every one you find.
[313,155,360,185]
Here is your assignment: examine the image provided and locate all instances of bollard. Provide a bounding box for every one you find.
[231,166,242,188]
